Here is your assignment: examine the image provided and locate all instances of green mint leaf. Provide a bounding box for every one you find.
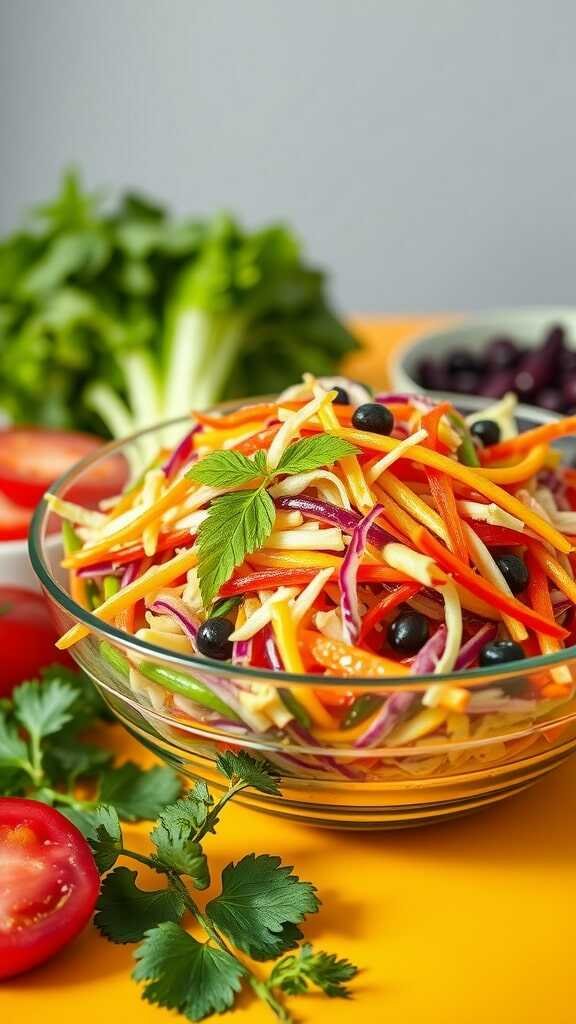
[0,712,30,770]
[187,450,265,488]
[267,942,358,998]
[13,678,77,741]
[86,804,123,873]
[216,751,281,795]
[133,922,245,1021]
[275,435,359,476]
[196,487,275,607]
[206,854,319,961]
[94,867,185,943]
[99,763,182,821]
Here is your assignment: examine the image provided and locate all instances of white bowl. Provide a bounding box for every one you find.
[0,535,60,590]
[391,307,576,401]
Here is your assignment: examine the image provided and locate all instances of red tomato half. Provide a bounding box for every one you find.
[0,490,32,541]
[0,799,99,978]
[0,428,125,509]
[0,587,71,697]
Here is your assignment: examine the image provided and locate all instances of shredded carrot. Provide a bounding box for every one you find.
[480,415,576,464]
[330,426,571,553]
[525,550,573,689]
[193,403,278,428]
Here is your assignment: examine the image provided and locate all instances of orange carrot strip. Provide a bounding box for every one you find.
[480,415,576,464]
[193,403,278,428]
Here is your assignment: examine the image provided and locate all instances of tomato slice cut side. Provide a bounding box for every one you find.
[0,799,99,978]
[0,428,125,509]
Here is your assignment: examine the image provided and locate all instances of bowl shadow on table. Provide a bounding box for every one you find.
[320,758,576,871]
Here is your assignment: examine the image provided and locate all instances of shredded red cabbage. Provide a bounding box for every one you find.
[276,495,393,547]
[149,596,199,643]
[354,691,416,748]
[454,623,497,670]
[161,424,200,479]
[411,624,447,674]
[339,504,384,645]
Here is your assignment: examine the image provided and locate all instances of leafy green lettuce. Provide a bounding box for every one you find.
[0,171,357,436]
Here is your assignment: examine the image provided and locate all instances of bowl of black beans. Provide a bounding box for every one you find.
[392,309,576,415]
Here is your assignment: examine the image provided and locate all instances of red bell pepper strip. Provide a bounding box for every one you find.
[358,583,421,642]
[415,526,568,640]
[219,564,415,597]
[233,425,282,455]
[466,522,529,547]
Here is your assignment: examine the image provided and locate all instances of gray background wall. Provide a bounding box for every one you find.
[1,0,575,313]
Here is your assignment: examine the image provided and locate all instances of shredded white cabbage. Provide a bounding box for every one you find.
[365,428,428,483]
[46,494,107,530]
[291,568,333,623]
[431,580,463,674]
[383,543,439,586]
[267,391,332,471]
[268,469,352,509]
[229,586,299,641]
[465,391,518,440]
[457,500,525,532]
[135,628,193,654]
[464,523,527,642]
[264,528,344,551]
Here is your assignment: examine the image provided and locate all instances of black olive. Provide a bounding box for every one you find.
[387,611,429,653]
[494,554,529,594]
[447,349,478,375]
[332,386,349,405]
[351,402,394,435]
[196,617,234,660]
[470,419,501,447]
[478,641,525,667]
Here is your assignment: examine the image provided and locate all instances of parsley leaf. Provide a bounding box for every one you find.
[86,804,123,873]
[267,943,358,998]
[0,712,30,770]
[95,867,185,943]
[206,854,319,961]
[276,434,359,475]
[13,678,77,741]
[196,487,275,606]
[187,449,265,488]
[216,751,280,795]
[133,923,245,1021]
[99,762,182,821]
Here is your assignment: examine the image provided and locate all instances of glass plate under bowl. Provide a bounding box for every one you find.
[29,402,576,829]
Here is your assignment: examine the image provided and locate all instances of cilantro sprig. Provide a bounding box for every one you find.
[93,752,359,1022]
[0,667,182,825]
[187,434,358,606]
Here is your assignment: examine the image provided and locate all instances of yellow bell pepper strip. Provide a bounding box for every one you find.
[249,550,344,570]
[329,426,571,553]
[61,476,195,569]
[194,419,269,450]
[376,472,448,542]
[480,414,576,464]
[528,542,576,606]
[270,600,336,728]
[302,630,410,679]
[56,548,199,650]
[525,550,573,689]
[472,444,549,483]
[416,526,568,640]
[314,388,374,513]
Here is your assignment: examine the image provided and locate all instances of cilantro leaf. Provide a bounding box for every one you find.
[44,741,113,786]
[151,827,209,888]
[86,804,123,873]
[187,450,265,488]
[133,923,245,1021]
[13,678,77,741]
[276,434,358,475]
[216,751,280,795]
[196,487,275,606]
[99,762,182,820]
[206,854,319,961]
[155,786,213,835]
[95,867,185,943]
[0,712,30,770]
[267,943,358,998]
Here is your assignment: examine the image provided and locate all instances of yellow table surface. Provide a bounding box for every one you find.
[6,317,576,1024]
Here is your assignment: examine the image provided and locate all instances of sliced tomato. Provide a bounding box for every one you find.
[0,587,71,696]
[0,490,32,541]
[0,799,99,978]
[0,428,126,509]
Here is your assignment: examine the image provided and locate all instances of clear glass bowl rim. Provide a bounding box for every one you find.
[28,409,576,690]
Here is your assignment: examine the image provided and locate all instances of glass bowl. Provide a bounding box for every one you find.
[29,405,576,829]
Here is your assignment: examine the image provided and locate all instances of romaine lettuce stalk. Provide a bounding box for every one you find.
[0,173,358,438]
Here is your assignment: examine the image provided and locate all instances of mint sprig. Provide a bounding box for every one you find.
[187,434,358,606]
[93,751,359,1022]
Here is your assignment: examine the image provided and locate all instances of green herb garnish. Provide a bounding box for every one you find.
[187,434,358,606]
[92,751,359,1021]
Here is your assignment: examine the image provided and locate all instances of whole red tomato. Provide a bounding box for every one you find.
[0,587,71,696]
